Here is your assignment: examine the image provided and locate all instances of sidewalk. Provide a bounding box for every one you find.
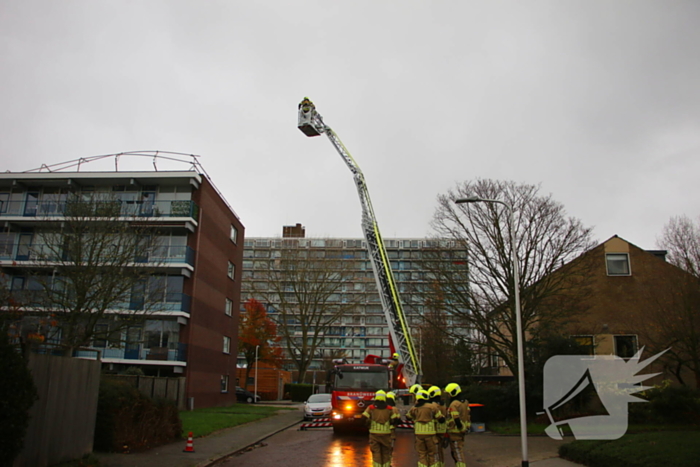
[95,403,304,467]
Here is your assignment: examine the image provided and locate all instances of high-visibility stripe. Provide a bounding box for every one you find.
[414,421,436,435]
[370,420,392,434]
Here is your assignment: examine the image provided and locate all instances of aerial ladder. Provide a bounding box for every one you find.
[297,97,421,387]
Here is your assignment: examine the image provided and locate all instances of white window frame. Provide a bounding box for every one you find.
[225,298,233,316]
[230,225,238,244]
[223,336,231,354]
[606,253,631,276]
[227,261,235,280]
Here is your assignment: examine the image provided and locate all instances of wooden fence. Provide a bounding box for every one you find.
[103,374,187,409]
[15,354,101,467]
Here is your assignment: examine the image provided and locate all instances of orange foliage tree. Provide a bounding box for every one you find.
[238,298,283,385]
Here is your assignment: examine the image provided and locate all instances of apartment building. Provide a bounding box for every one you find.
[0,170,244,407]
[239,225,468,373]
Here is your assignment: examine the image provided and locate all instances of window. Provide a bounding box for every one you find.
[230,225,238,244]
[225,298,233,316]
[223,336,231,354]
[614,335,638,359]
[221,375,229,393]
[227,261,235,280]
[572,335,595,356]
[606,253,631,276]
[92,324,110,348]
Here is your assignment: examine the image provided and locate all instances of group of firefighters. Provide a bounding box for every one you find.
[362,382,471,467]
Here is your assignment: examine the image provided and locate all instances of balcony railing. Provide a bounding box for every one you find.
[127,293,192,313]
[0,199,199,219]
[74,342,188,362]
[7,291,192,314]
[1,243,195,267]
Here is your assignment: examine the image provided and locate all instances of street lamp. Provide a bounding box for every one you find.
[254,344,260,403]
[455,195,529,467]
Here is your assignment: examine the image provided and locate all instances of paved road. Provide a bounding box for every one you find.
[215,425,574,467]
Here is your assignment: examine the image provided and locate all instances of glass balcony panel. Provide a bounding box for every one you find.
[0,199,200,220]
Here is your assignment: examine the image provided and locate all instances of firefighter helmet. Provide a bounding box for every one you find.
[409,384,422,394]
[374,390,387,401]
[415,390,430,401]
[445,383,462,397]
[386,391,396,402]
[392,353,399,360]
[428,386,442,398]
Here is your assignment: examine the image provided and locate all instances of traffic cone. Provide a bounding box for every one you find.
[183,432,195,453]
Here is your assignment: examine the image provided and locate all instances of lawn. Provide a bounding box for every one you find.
[180,404,294,438]
[560,431,700,467]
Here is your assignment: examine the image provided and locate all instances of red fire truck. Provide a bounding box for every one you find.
[326,357,396,433]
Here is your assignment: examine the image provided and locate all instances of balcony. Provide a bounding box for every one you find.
[127,293,192,314]
[0,199,199,219]
[75,342,188,362]
[7,290,191,315]
[2,243,195,267]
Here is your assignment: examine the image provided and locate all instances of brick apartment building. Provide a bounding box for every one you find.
[0,169,244,407]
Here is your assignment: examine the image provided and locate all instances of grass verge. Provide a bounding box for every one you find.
[560,431,700,467]
[180,404,293,438]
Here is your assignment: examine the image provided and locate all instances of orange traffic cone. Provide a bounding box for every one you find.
[183,432,195,453]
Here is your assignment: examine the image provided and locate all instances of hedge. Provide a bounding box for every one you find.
[560,431,700,467]
[94,379,182,452]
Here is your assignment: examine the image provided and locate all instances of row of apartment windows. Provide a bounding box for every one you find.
[244,238,461,249]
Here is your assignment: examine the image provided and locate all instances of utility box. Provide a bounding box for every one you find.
[469,403,486,432]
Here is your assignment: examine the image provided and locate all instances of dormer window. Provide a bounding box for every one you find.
[606,253,630,276]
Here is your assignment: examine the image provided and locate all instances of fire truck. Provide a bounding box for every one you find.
[324,357,394,432]
[298,98,422,432]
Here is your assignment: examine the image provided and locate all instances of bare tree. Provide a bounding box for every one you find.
[252,243,359,383]
[17,194,164,356]
[646,215,700,386]
[659,215,700,277]
[429,179,596,376]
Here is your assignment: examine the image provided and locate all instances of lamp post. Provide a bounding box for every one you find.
[254,344,260,403]
[455,196,529,467]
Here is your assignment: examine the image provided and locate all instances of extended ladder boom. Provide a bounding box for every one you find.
[297,97,421,386]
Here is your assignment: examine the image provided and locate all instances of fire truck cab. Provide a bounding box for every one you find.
[326,360,393,433]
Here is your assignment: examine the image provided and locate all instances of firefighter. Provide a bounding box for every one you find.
[428,386,448,467]
[444,383,471,467]
[385,391,401,447]
[363,390,400,467]
[388,352,400,369]
[406,389,445,467]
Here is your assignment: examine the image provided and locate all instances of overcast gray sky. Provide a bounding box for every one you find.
[1,1,699,249]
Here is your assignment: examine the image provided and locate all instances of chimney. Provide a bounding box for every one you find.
[282,223,306,238]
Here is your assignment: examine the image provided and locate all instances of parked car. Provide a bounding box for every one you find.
[303,393,332,420]
[236,386,261,404]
